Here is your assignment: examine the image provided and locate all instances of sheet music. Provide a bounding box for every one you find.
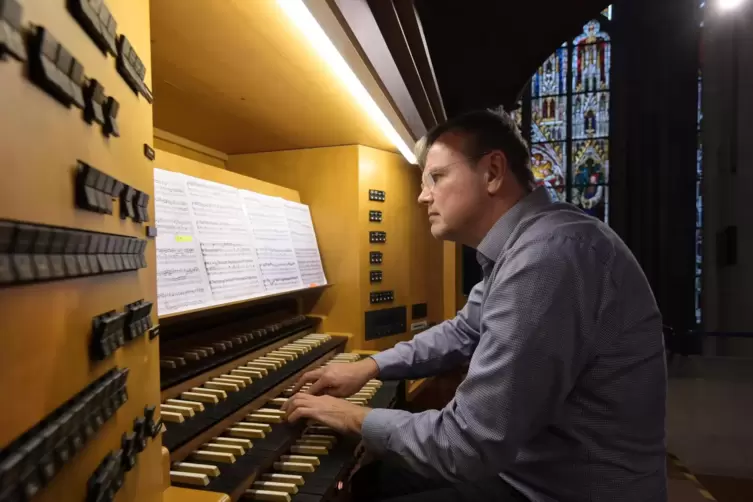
[153,169,213,315]
[184,177,265,302]
[283,200,327,286]
[240,191,303,292]
[154,168,327,316]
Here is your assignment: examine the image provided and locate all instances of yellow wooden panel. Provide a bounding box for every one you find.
[405,153,444,327]
[227,146,361,337]
[155,149,300,202]
[153,133,227,170]
[443,242,464,319]
[0,1,162,501]
[357,146,413,351]
[163,487,230,502]
[150,0,408,155]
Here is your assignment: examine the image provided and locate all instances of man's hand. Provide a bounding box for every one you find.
[283,393,371,435]
[290,358,379,397]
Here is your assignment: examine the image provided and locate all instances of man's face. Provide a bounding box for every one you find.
[418,132,488,242]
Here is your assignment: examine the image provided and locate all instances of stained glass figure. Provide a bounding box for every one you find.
[697,135,703,177]
[695,276,702,322]
[572,92,610,138]
[572,139,609,185]
[697,74,703,127]
[574,21,611,45]
[573,42,611,92]
[696,180,703,228]
[532,95,567,142]
[531,48,568,97]
[572,185,608,222]
[531,143,567,201]
[695,230,702,275]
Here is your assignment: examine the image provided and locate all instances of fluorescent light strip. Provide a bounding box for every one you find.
[718,0,745,10]
[277,0,417,164]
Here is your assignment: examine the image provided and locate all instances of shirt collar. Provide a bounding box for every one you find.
[476,186,553,265]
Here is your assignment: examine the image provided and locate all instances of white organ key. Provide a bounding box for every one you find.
[241,420,273,432]
[192,387,227,399]
[203,442,245,456]
[280,455,319,466]
[273,461,315,473]
[166,399,205,412]
[244,489,291,502]
[259,473,304,485]
[205,381,240,392]
[161,404,195,417]
[215,437,253,448]
[192,450,236,464]
[172,462,220,477]
[170,471,209,486]
[161,411,184,424]
[251,481,298,494]
[228,427,265,439]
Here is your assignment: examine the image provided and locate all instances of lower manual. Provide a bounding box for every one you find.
[168,352,397,502]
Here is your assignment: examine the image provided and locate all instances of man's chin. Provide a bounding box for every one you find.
[429,223,450,240]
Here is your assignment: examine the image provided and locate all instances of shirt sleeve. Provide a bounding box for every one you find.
[369,280,484,380]
[361,236,601,481]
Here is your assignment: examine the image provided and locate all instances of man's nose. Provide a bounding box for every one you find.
[417,187,432,205]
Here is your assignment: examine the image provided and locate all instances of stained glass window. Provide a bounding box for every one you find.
[695,0,705,326]
[521,7,613,224]
[531,48,568,97]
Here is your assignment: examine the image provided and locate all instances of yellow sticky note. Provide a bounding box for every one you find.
[175,235,193,243]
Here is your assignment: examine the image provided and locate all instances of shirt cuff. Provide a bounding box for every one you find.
[361,408,398,456]
[369,351,405,380]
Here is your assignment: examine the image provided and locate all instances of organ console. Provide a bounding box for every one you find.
[0,1,445,501]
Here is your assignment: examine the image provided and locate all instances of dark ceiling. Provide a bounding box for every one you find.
[413,0,612,117]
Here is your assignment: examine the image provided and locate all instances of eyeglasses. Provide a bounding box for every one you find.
[420,152,492,194]
[420,163,457,193]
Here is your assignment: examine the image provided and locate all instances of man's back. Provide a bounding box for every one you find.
[498,199,667,501]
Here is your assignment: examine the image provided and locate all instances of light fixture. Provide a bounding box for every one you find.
[277,0,418,164]
[718,0,746,11]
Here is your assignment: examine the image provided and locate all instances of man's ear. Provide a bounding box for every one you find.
[486,151,508,195]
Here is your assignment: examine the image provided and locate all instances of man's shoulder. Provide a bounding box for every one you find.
[510,204,623,263]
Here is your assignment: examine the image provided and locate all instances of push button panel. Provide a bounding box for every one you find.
[368,189,385,202]
[369,251,382,265]
[369,231,386,244]
[369,291,394,304]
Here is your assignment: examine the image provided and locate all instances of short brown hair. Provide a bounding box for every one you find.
[415,109,534,190]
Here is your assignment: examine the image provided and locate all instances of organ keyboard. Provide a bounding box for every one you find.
[159,310,399,502]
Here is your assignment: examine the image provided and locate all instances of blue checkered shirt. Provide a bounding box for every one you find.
[362,187,667,502]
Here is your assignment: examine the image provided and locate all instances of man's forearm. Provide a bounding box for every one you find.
[368,282,483,380]
[369,322,477,380]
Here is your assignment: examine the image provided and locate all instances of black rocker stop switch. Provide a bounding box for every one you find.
[84,79,106,126]
[0,0,27,61]
[103,96,120,137]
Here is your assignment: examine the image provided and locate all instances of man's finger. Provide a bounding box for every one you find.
[282,391,318,412]
[287,405,314,424]
[291,368,324,394]
[306,372,333,396]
